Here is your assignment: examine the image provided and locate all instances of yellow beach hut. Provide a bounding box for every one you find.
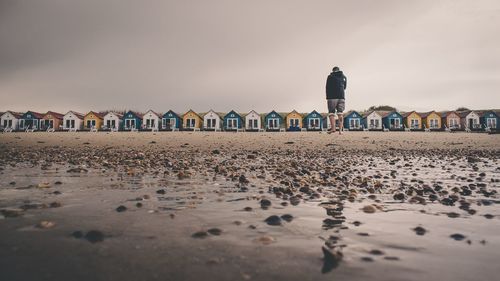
[402,111,423,130]
[182,109,203,131]
[285,110,303,131]
[84,111,105,131]
[421,111,442,130]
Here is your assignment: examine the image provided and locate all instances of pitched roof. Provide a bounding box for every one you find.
[144,109,161,117]
[183,109,202,119]
[104,111,124,118]
[22,111,44,119]
[43,111,64,119]
[162,110,181,118]
[65,111,85,119]
[2,111,24,119]
[123,110,144,118]
[420,111,439,118]
[401,111,421,118]
[457,110,472,118]
[85,111,105,119]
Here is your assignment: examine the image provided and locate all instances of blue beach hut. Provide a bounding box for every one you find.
[382,111,404,131]
[264,110,284,131]
[161,110,182,130]
[223,110,243,131]
[343,111,363,131]
[122,111,143,131]
[479,111,499,130]
[19,111,44,131]
[304,110,323,131]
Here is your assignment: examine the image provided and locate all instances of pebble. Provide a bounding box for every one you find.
[192,231,209,238]
[450,233,466,241]
[260,199,271,209]
[36,221,56,229]
[85,230,105,243]
[362,205,377,214]
[116,205,127,212]
[264,215,282,226]
[207,228,222,236]
[254,235,275,245]
[243,207,253,212]
[280,214,294,222]
[413,226,427,236]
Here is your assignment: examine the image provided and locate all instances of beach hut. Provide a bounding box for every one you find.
[19,111,44,131]
[402,111,423,130]
[421,111,442,130]
[244,110,262,131]
[84,111,105,131]
[161,110,181,130]
[479,111,499,130]
[223,110,243,131]
[103,112,123,131]
[182,109,202,131]
[41,111,64,131]
[63,111,84,131]
[265,110,284,131]
[304,110,323,131]
[122,111,143,131]
[363,111,383,130]
[440,111,461,130]
[142,110,161,131]
[458,111,481,131]
[343,111,363,131]
[382,111,404,131]
[203,110,223,131]
[1,111,23,131]
[285,110,303,131]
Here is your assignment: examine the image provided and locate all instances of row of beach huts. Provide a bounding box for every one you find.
[0,109,499,133]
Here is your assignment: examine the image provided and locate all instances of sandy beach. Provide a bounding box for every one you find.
[0,131,499,281]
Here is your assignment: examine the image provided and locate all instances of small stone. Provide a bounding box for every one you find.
[207,228,222,236]
[212,149,221,155]
[484,214,494,219]
[369,249,384,255]
[413,226,427,236]
[72,230,84,239]
[37,183,51,189]
[255,235,275,245]
[49,202,62,208]
[36,221,56,229]
[393,193,405,201]
[116,205,127,212]
[362,205,377,214]
[384,256,400,261]
[280,214,293,222]
[450,233,466,241]
[447,212,460,218]
[85,230,105,243]
[54,181,63,185]
[192,231,209,239]
[264,215,282,226]
[360,257,374,262]
[156,189,166,194]
[136,202,143,208]
[260,199,271,208]
[243,207,253,212]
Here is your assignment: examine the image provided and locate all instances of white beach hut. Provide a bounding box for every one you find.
[1,111,23,131]
[63,111,84,131]
[461,111,481,130]
[364,111,383,130]
[203,110,223,131]
[103,112,123,131]
[142,110,161,131]
[245,110,262,131]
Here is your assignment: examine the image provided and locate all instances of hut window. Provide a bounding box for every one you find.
[486,118,497,128]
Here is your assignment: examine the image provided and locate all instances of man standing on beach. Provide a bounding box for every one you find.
[326,66,347,134]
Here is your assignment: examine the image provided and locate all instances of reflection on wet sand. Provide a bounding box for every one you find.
[0,132,499,281]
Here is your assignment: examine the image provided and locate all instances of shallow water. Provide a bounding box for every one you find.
[1,152,499,281]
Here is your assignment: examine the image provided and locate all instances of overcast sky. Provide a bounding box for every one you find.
[0,0,499,114]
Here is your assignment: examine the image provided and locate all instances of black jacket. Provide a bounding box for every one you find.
[326,71,347,99]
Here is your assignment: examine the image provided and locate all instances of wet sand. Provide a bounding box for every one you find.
[0,132,499,281]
